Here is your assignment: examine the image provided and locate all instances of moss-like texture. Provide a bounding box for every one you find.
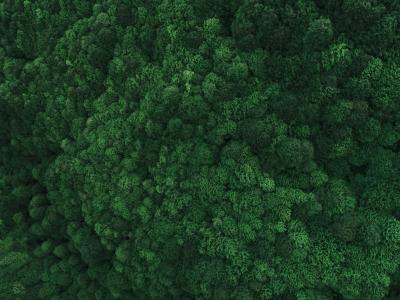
[1,1,400,299]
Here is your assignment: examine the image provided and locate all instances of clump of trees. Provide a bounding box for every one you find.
[1,0,400,299]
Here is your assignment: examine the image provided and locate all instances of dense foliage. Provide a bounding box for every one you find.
[1,0,400,299]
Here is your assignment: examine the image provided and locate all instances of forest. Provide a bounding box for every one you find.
[1,0,400,299]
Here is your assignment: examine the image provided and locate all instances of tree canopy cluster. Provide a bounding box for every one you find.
[1,0,400,299]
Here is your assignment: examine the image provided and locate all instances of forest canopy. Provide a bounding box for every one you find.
[1,0,400,299]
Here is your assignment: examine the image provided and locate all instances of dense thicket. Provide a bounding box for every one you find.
[1,0,400,299]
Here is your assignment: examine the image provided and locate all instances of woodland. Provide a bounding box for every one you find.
[1,0,400,299]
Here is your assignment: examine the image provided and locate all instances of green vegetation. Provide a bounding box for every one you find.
[1,0,400,299]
